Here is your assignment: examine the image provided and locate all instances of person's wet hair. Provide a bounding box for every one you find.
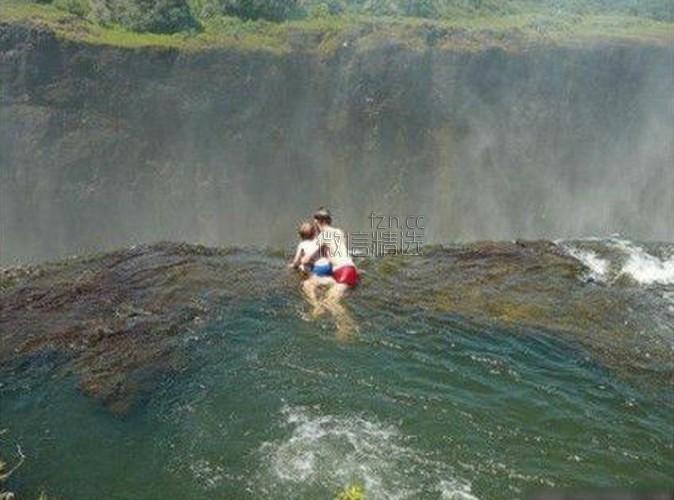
[297,221,315,240]
[313,206,332,224]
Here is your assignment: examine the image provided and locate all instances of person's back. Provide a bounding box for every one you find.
[313,208,358,288]
[290,222,320,272]
[316,224,353,269]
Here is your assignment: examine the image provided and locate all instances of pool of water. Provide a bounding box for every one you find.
[2,292,672,499]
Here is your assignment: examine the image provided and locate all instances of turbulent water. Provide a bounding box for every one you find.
[0,237,672,498]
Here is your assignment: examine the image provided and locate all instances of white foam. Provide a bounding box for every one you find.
[189,459,225,489]
[609,240,674,286]
[439,480,480,500]
[253,406,477,500]
[559,238,674,286]
[557,243,610,282]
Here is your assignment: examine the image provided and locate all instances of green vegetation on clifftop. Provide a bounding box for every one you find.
[0,0,672,52]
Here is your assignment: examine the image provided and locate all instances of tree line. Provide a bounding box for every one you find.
[43,0,673,35]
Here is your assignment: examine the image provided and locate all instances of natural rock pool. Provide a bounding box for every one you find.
[1,239,672,498]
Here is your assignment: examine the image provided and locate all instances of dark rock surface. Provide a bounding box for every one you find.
[1,241,671,414]
[0,242,290,414]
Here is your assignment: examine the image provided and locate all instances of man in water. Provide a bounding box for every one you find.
[312,207,359,301]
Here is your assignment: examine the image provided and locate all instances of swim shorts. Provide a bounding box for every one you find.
[333,265,359,287]
[312,259,332,277]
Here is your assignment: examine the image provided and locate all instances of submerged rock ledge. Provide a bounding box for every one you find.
[1,241,671,414]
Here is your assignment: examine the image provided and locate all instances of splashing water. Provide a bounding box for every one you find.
[254,406,477,500]
[610,240,674,286]
[556,242,610,282]
[558,237,674,286]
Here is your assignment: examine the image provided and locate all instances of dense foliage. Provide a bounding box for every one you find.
[219,0,299,21]
[304,0,672,21]
[94,0,199,32]
[44,0,674,34]
[51,0,199,32]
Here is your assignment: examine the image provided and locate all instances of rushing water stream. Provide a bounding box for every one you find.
[0,238,672,498]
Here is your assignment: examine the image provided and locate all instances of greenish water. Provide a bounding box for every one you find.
[2,290,672,499]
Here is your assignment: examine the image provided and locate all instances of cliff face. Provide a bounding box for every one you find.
[1,23,672,263]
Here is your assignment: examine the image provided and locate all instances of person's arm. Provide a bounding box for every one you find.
[300,243,320,266]
[289,246,303,268]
